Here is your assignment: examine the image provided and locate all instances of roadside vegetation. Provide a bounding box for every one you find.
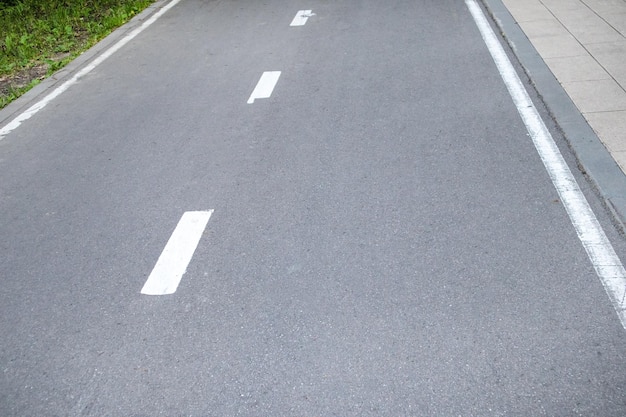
[0,0,155,109]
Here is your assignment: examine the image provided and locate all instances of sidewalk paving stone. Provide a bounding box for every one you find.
[585,110,626,154]
[562,79,626,113]
[586,40,626,86]
[501,0,626,181]
[558,13,624,44]
[544,55,611,83]
[517,20,588,58]
[602,12,626,37]
[503,0,553,22]
[581,0,626,14]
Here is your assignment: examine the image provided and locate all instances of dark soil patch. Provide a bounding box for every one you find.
[0,64,49,97]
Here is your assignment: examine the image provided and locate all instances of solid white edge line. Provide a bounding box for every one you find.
[290,10,313,26]
[247,71,282,104]
[141,210,213,296]
[465,0,626,329]
[0,0,183,141]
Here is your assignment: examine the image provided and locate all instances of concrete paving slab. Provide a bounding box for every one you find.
[557,11,624,44]
[585,110,626,152]
[586,40,626,86]
[603,12,626,37]
[580,0,626,14]
[541,0,589,15]
[501,0,553,22]
[585,39,626,55]
[544,55,612,83]
[562,79,626,113]
[519,31,588,58]
[552,7,603,22]
[540,0,590,13]
[518,16,570,37]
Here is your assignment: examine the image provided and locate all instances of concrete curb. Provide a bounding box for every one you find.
[480,0,626,234]
[0,0,172,127]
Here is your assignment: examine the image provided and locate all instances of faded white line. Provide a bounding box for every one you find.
[247,71,281,104]
[0,0,182,141]
[290,10,314,26]
[141,210,213,295]
[466,0,626,329]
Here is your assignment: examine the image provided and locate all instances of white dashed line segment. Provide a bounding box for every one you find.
[247,71,281,104]
[141,210,213,296]
[466,0,626,329]
[290,10,314,26]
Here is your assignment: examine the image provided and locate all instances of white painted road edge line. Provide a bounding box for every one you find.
[290,10,315,26]
[0,0,182,141]
[141,210,213,296]
[247,71,281,104]
[466,0,626,330]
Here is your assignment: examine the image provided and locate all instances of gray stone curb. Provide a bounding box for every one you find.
[480,0,626,233]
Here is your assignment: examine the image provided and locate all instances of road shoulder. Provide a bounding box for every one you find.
[0,0,172,130]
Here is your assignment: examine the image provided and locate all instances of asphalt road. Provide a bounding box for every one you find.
[1,0,626,415]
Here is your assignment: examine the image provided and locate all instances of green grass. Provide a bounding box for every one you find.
[0,0,155,108]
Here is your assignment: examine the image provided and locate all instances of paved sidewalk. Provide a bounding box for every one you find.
[501,0,626,174]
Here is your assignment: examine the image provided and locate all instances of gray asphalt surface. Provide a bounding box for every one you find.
[1,0,626,415]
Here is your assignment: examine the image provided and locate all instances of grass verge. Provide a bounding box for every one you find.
[0,0,156,109]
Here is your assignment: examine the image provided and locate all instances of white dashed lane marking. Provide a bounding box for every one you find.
[247,71,281,104]
[290,10,315,26]
[141,210,213,296]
